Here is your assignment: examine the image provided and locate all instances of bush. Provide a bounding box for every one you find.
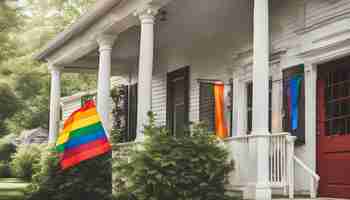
[10,144,41,180]
[0,161,11,177]
[0,136,16,161]
[25,145,112,200]
[114,112,235,200]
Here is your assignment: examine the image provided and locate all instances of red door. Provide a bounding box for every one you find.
[317,59,350,198]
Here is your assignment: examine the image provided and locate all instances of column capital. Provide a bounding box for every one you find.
[134,6,159,24]
[304,62,316,73]
[97,34,117,52]
[48,64,61,73]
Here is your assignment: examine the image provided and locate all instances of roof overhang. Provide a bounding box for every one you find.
[34,0,123,61]
[34,0,172,66]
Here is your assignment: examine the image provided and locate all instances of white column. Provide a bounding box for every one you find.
[304,63,317,171]
[48,65,61,144]
[135,7,158,139]
[232,68,247,136]
[97,35,116,133]
[252,0,272,199]
[271,65,283,133]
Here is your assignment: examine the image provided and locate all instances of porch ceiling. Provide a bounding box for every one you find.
[63,0,255,74]
[155,0,253,50]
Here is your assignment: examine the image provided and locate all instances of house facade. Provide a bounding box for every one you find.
[36,0,350,199]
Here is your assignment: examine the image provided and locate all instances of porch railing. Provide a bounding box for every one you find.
[224,133,320,199]
[269,133,288,190]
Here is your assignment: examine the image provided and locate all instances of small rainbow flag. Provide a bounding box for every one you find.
[56,100,111,170]
[213,84,228,139]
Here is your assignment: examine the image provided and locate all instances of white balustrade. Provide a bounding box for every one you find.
[224,132,319,199]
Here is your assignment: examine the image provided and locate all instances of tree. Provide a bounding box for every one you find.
[0,83,20,136]
[0,0,97,136]
[0,1,20,63]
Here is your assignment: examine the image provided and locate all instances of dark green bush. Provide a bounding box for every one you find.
[0,136,16,161]
[10,144,41,180]
[25,145,112,200]
[114,112,235,200]
[0,161,11,177]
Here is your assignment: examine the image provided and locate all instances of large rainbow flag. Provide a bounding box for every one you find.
[56,100,111,170]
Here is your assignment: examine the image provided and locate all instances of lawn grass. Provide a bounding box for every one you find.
[0,178,29,200]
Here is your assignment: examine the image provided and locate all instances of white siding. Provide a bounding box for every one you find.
[151,73,167,126]
[60,76,127,123]
[61,97,82,121]
[305,0,350,27]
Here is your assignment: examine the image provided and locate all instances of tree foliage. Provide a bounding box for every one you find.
[10,144,42,180]
[0,0,97,136]
[0,1,20,63]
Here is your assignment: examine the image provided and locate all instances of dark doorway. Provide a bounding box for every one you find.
[167,66,190,136]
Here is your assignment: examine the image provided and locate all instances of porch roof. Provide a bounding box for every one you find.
[34,0,171,70]
[34,0,122,62]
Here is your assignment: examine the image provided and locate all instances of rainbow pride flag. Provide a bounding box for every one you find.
[56,100,111,170]
[214,84,228,139]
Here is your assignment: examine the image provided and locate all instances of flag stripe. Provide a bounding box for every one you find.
[61,142,111,170]
[57,130,107,152]
[62,114,100,133]
[63,101,96,128]
[57,122,103,145]
[62,138,110,159]
[63,107,97,129]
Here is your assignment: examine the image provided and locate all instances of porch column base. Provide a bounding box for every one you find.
[243,183,271,200]
[255,183,272,200]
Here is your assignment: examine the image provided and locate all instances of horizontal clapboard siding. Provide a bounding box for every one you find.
[151,73,167,126]
[60,76,125,123]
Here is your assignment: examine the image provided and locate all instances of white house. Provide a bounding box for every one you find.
[35,0,350,199]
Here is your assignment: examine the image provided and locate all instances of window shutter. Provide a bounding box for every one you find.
[127,84,138,141]
[199,83,216,132]
[283,65,305,145]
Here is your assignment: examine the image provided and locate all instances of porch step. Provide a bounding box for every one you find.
[225,189,243,199]
[273,199,348,200]
[273,195,348,200]
[273,194,310,199]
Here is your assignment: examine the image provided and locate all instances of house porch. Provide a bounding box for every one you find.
[36,0,350,199]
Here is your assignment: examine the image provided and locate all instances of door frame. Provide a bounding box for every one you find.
[316,57,350,198]
[166,66,190,135]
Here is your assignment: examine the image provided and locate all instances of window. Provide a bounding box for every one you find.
[199,80,233,136]
[319,63,350,136]
[199,83,216,132]
[282,65,305,144]
[246,80,272,134]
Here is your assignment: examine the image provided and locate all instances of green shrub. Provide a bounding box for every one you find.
[10,144,41,180]
[0,161,11,177]
[25,145,112,200]
[114,112,235,200]
[0,136,16,161]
